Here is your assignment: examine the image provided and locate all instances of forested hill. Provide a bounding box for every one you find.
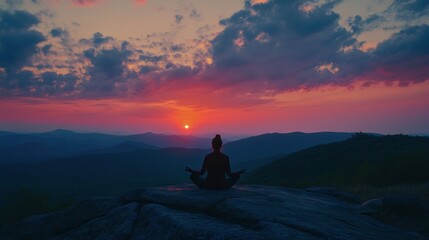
[243,133,429,188]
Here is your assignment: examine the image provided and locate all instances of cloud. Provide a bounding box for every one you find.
[139,53,165,63]
[0,10,45,73]
[91,32,113,47]
[2,0,429,100]
[203,0,429,92]
[82,45,133,95]
[0,15,79,97]
[206,0,358,90]
[370,24,429,84]
[189,8,200,19]
[0,9,39,30]
[389,0,429,20]
[134,0,147,6]
[40,71,78,94]
[50,27,67,37]
[250,0,268,6]
[4,0,23,8]
[347,14,384,35]
[139,65,157,74]
[69,0,101,7]
[175,14,184,24]
[41,43,53,55]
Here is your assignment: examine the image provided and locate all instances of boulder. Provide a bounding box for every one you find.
[0,197,121,240]
[1,184,426,240]
[53,202,140,240]
[359,195,429,237]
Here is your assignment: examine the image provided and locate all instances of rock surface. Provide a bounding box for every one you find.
[359,195,429,237]
[1,184,427,240]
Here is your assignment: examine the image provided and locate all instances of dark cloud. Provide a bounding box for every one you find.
[153,63,199,83]
[1,69,79,97]
[139,65,157,74]
[0,70,34,91]
[82,46,132,95]
[347,14,384,34]
[175,14,184,24]
[0,68,78,98]
[50,27,74,54]
[0,9,39,30]
[390,0,429,20]
[139,53,165,63]
[40,71,77,94]
[50,27,67,37]
[189,8,200,19]
[0,10,45,72]
[370,24,429,84]
[203,0,429,91]
[0,9,49,96]
[36,63,53,70]
[41,43,53,55]
[207,0,358,90]
[91,32,113,47]
[2,0,429,99]
[4,0,23,8]
[170,44,183,52]
[6,0,39,5]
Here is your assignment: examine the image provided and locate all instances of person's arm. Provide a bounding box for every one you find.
[225,157,247,177]
[185,157,207,175]
[185,167,206,175]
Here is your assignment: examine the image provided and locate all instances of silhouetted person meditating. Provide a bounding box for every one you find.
[185,134,246,189]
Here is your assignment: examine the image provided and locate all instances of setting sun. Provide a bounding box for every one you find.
[184,125,189,129]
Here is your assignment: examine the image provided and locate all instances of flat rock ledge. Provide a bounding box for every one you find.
[1,184,427,240]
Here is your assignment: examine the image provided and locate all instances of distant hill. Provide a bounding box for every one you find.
[0,131,15,137]
[243,133,429,188]
[126,132,210,149]
[32,129,126,146]
[0,134,44,148]
[0,130,209,165]
[223,132,354,163]
[0,138,106,165]
[83,141,158,154]
[0,130,356,168]
[0,147,207,198]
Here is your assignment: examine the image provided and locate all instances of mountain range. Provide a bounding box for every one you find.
[1,130,429,233]
[0,130,355,197]
[0,130,209,165]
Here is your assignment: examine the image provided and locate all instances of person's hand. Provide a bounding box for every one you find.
[238,169,247,174]
[185,167,192,172]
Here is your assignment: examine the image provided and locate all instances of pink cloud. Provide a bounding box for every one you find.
[134,0,148,6]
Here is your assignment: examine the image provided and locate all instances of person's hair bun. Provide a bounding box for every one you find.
[212,134,223,149]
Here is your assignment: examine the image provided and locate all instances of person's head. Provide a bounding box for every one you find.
[211,134,223,151]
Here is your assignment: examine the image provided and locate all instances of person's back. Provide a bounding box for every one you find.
[203,151,230,189]
[185,134,246,189]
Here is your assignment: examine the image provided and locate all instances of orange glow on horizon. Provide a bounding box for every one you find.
[1,81,429,134]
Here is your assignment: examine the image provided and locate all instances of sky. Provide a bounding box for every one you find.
[0,0,428,135]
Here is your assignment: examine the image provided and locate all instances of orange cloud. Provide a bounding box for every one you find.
[251,0,268,6]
